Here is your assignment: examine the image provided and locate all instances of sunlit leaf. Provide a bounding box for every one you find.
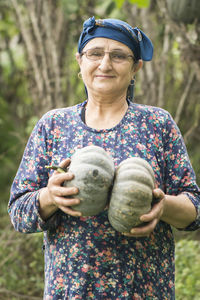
[113,0,124,9]
[114,0,150,8]
[129,0,150,8]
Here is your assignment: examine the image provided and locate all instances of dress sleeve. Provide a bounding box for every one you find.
[162,112,200,231]
[8,116,59,233]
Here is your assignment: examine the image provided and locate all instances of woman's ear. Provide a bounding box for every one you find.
[134,59,143,73]
[76,52,81,66]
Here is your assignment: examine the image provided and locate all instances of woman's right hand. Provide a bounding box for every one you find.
[39,158,81,220]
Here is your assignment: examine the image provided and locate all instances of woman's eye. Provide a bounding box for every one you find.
[112,53,126,60]
[91,51,103,57]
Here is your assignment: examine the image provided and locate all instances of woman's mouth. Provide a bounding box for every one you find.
[95,75,115,78]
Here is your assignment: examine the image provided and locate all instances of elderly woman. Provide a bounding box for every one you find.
[9,17,200,299]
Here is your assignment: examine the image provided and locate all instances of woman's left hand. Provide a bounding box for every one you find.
[123,188,166,237]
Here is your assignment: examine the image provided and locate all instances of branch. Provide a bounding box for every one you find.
[26,0,52,108]
[0,251,17,269]
[174,67,196,124]
[184,123,199,144]
[157,23,170,107]
[0,288,41,300]
[43,0,62,106]
[10,0,43,94]
[5,36,17,73]
[138,8,158,105]
[193,61,200,82]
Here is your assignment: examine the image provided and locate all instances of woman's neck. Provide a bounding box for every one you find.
[84,93,129,130]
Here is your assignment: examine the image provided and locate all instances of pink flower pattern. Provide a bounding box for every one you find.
[8,100,200,299]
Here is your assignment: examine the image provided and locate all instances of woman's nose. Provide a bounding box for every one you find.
[98,53,113,71]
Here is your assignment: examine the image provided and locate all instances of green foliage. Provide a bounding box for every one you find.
[167,0,200,24]
[113,0,125,8]
[0,1,200,298]
[25,116,39,136]
[0,6,18,39]
[1,214,200,299]
[128,0,150,8]
[175,239,200,299]
[114,0,150,9]
[0,215,44,299]
[0,97,22,215]
[0,3,35,213]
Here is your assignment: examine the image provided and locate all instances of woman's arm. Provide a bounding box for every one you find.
[8,118,51,233]
[125,110,200,237]
[160,192,197,228]
[39,158,81,220]
[123,188,197,237]
[8,112,81,233]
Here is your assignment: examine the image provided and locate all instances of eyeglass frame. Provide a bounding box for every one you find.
[80,48,135,63]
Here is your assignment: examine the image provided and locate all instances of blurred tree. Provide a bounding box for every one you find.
[0,0,200,298]
[10,0,98,116]
[0,1,31,214]
[1,0,199,210]
[120,0,200,183]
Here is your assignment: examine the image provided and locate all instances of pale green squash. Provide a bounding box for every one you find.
[65,145,115,216]
[108,157,155,233]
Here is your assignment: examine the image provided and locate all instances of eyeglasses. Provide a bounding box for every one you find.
[81,48,134,63]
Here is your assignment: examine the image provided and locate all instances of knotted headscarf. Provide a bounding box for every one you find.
[78,17,153,100]
[78,16,153,61]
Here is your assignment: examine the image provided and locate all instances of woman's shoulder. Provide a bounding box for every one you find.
[42,103,82,120]
[132,102,170,115]
[130,102,172,122]
[36,102,85,126]
[30,102,85,134]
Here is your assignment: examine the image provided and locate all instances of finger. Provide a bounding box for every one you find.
[52,158,71,175]
[140,203,159,222]
[55,197,82,217]
[132,218,157,235]
[49,172,74,186]
[59,158,71,168]
[60,206,82,217]
[55,196,80,208]
[123,218,158,237]
[153,188,165,200]
[51,186,79,197]
[122,231,150,238]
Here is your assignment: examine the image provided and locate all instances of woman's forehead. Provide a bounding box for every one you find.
[83,37,132,52]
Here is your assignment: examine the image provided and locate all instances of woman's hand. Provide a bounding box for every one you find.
[123,188,165,237]
[39,158,81,220]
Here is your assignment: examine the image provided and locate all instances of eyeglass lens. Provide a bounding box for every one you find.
[84,49,133,62]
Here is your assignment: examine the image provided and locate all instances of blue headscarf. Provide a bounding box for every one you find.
[78,16,153,61]
[78,17,153,101]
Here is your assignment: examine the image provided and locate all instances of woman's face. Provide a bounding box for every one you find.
[76,38,142,99]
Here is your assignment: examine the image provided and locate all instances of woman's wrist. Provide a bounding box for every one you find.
[39,187,58,220]
[161,193,197,229]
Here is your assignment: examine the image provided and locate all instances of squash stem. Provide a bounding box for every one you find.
[45,165,67,173]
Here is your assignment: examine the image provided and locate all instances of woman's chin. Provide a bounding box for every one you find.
[92,85,121,96]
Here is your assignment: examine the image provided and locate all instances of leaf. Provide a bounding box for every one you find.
[128,0,150,8]
[113,0,125,9]
[114,0,150,9]
[95,0,116,15]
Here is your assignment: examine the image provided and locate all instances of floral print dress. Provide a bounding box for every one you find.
[8,100,200,299]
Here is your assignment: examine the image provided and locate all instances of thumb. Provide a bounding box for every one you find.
[59,158,71,169]
[45,158,71,174]
[153,188,165,202]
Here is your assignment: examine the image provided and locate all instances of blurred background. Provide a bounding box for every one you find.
[0,0,199,299]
